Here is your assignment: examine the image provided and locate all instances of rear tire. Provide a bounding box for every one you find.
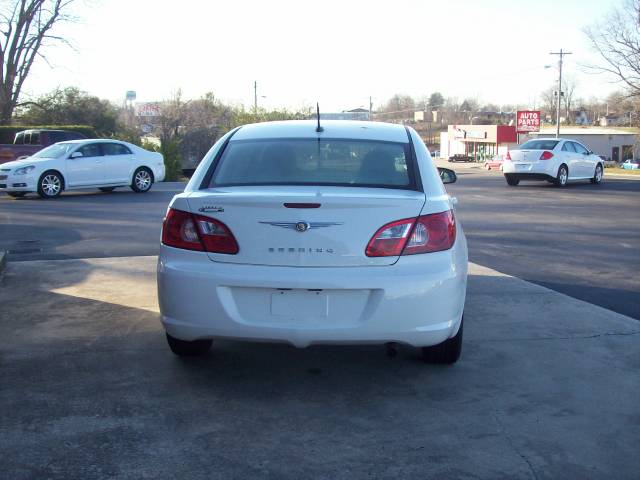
[7,192,26,198]
[99,187,116,193]
[166,333,212,356]
[130,167,153,193]
[421,316,463,364]
[505,174,520,186]
[555,165,568,187]
[590,164,603,184]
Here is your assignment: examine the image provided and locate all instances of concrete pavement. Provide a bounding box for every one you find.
[1,256,638,479]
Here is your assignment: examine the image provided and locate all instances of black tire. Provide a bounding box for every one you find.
[590,164,603,184]
[99,187,116,193]
[505,174,520,186]
[7,192,26,198]
[555,164,568,187]
[130,167,153,193]
[166,333,212,356]
[37,170,64,198]
[421,316,463,364]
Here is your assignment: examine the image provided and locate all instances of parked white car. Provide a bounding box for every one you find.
[0,139,165,198]
[158,120,468,364]
[503,138,604,187]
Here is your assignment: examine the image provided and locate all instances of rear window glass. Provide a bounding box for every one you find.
[210,139,415,189]
[519,139,559,150]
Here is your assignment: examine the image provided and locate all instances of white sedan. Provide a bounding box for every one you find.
[158,120,468,364]
[503,138,604,187]
[0,139,165,198]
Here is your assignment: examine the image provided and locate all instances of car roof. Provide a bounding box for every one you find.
[57,139,131,145]
[232,120,410,143]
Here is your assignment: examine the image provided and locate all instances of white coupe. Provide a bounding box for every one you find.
[0,139,165,198]
[158,120,468,364]
[503,138,604,187]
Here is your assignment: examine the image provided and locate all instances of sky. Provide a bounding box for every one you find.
[23,0,622,112]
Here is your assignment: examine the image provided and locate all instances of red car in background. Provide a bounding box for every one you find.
[484,154,504,171]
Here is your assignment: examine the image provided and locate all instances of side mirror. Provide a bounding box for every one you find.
[438,167,457,184]
[69,151,84,159]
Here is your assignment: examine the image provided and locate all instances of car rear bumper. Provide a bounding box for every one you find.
[157,240,468,348]
[502,161,556,178]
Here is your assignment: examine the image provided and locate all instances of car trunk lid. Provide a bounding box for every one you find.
[186,186,426,267]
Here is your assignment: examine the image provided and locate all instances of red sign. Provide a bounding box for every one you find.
[516,110,540,133]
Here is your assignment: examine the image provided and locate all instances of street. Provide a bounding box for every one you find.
[1,171,638,319]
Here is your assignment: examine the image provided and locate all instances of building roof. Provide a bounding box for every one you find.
[533,127,637,136]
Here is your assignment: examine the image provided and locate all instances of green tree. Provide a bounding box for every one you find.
[18,87,119,134]
[428,92,444,109]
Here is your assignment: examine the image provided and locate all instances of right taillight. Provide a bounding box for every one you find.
[366,210,456,257]
[505,151,512,161]
[162,208,239,254]
[539,150,554,160]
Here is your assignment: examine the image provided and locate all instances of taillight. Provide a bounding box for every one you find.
[162,208,239,254]
[505,151,512,161]
[539,151,554,160]
[366,210,456,257]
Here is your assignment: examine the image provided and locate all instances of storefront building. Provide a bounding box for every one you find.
[439,125,517,160]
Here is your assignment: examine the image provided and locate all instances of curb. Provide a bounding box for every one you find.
[0,250,6,275]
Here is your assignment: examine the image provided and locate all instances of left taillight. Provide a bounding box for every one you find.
[366,210,456,257]
[162,208,239,254]
[539,150,554,160]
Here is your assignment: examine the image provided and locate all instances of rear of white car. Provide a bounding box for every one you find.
[158,121,467,363]
[503,138,603,187]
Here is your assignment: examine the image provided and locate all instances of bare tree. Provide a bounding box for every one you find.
[540,86,557,122]
[0,0,75,124]
[563,76,578,123]
[584,0,640,97]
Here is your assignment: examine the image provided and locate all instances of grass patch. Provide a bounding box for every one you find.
[605,167,640,175]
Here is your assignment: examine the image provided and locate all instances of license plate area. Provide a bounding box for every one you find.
[271,290,328,317]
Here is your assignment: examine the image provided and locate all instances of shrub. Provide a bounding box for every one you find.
[160,140,182,182]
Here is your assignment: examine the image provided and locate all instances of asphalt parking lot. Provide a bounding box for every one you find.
[1,172,639,478]
[1,256,639,479]
[1,171,638,319]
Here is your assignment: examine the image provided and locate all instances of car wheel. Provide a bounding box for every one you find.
[421,316,463,364]
[131,167,153,193]
[7,192,26,198]
[37,171,63,198]
[555,165,568,187]
[591,164,603,184]
[99,187,116,193]
[166,333,212,356]
[505,174,520,186]
[485,164,491,170]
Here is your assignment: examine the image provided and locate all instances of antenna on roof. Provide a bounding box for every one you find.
[316,102,323,133]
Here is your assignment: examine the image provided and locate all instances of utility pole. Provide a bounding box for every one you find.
[550,49,572,138]
[369,96,373,120]
[254,81,258,114]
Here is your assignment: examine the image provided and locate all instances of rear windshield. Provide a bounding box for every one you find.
[209,138,416,189]
[519,139,559,150]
